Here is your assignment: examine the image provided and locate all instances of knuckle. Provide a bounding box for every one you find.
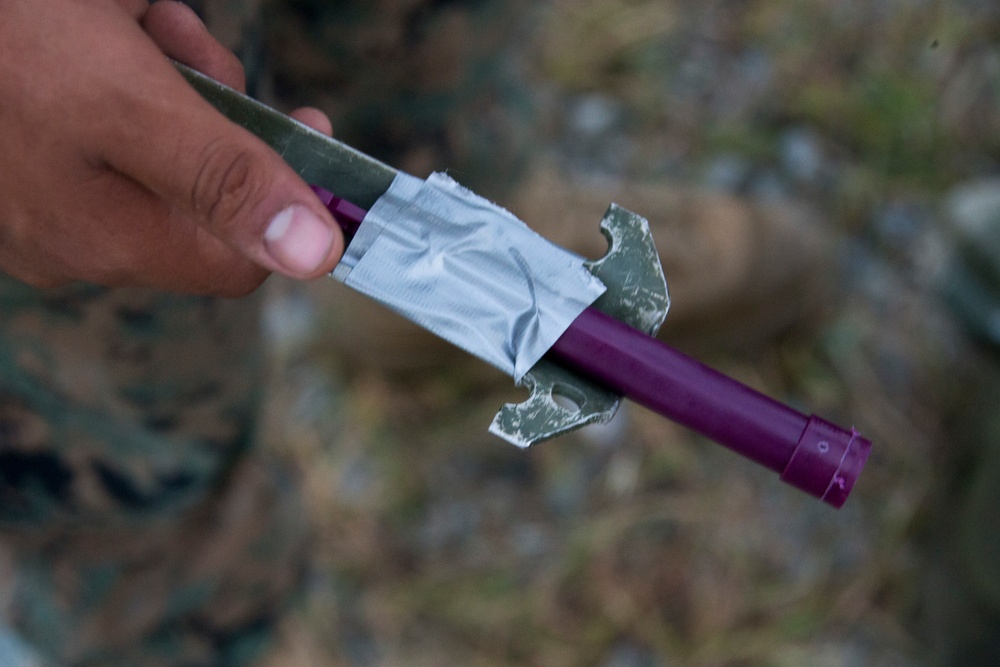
[122,0,150,20]
[1,252,67,289]
[182,257,268,298]
[190,139,265,233]
[212,265,269,298]
[3,263,69,289]
[217,279,266,299]
[90,244,145,287]
[92,266,137,290]
[21,273,69,290]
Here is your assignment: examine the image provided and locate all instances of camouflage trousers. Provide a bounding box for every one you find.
[0,1,536,665]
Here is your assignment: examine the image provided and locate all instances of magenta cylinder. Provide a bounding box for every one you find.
[549,308,870,508]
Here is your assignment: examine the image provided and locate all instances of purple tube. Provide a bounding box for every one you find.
[311,185,366,241]
[548,308,870,508]
[313,187,871,508]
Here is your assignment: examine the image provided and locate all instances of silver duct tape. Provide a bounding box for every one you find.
[333,172,606,380]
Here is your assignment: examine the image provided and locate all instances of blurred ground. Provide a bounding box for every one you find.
[256,2,1000,665]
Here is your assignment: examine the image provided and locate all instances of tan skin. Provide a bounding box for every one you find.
[0,0,344,297]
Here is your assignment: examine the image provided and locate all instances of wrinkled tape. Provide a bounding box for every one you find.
[333,172,606,380]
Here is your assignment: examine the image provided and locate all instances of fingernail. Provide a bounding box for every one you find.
[264,205,335,275]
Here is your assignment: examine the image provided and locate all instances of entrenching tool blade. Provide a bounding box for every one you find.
[489,204,669,447]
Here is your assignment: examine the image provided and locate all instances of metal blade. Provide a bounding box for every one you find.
[175,60,396,211]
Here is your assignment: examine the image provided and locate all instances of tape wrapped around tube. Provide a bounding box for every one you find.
[333,172,606,380]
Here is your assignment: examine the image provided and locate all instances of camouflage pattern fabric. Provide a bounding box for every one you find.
[0,284,264,529]
[2,453,308,666]
[262,0,539,200]
[0,1,534,665]
[0,280,311,667]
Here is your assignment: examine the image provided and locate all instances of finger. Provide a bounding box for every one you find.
[142,0,246,91]
[0,255,72,290]
[72,174,271,296]
[115,0,150,21]
[131,213,271,296]
[100,54,343,280]
[289,107,333,137]
[107,220,271,297]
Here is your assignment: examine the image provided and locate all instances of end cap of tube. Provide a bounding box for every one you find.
[780,415,872,509]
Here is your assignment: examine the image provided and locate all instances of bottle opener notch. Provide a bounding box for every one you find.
[489,204,670,447]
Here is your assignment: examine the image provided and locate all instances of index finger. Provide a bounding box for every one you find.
[142,0,246,92]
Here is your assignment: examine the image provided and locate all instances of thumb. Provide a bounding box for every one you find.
[101,57,343,279]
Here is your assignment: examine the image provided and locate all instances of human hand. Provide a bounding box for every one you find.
[0,0,342,296]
